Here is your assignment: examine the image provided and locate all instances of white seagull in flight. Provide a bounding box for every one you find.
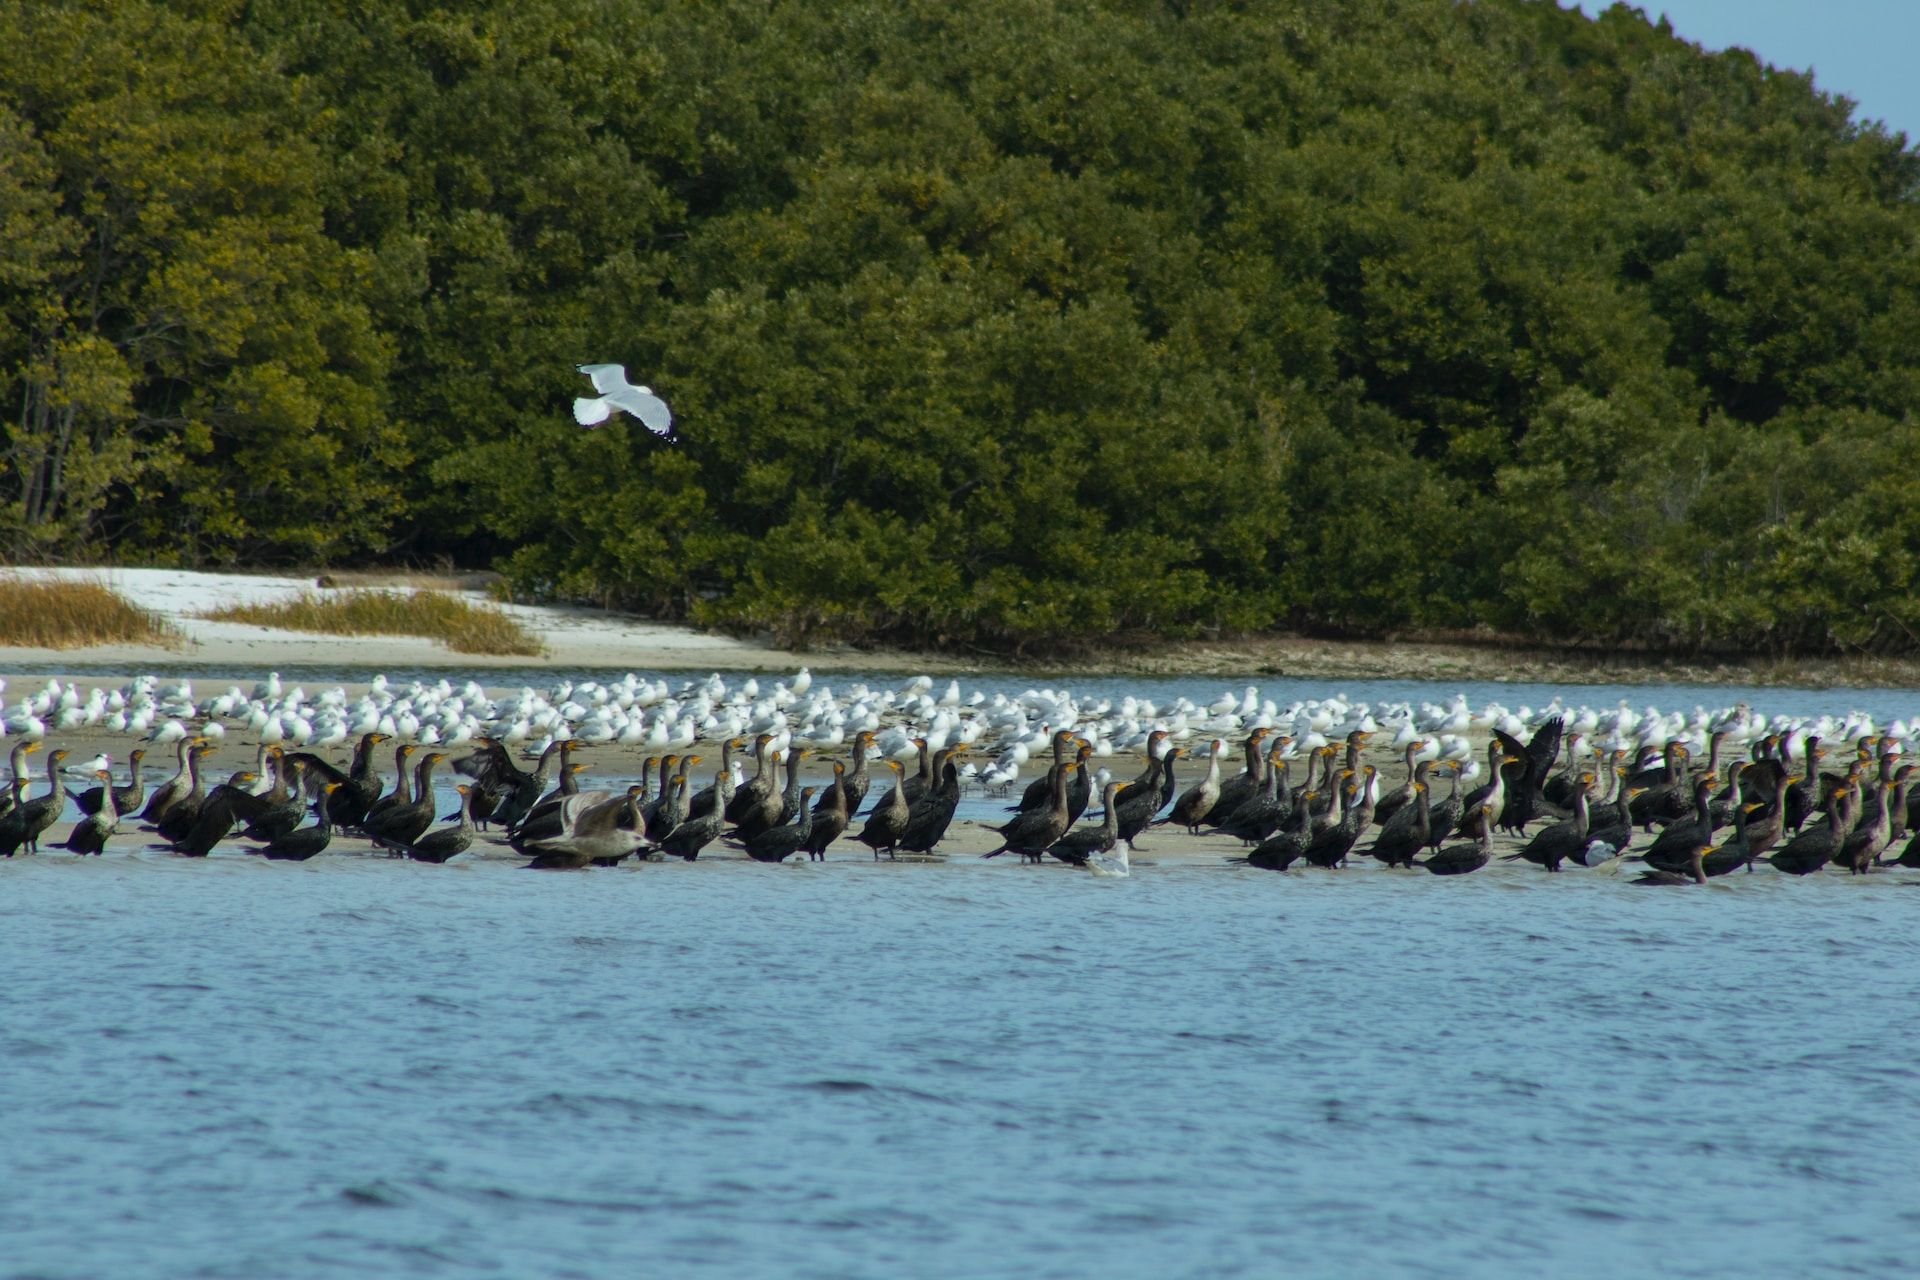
[573,364,674,438]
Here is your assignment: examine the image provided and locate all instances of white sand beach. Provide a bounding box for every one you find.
[0,565,942,673]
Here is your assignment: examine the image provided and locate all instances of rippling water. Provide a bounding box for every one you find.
[5,854,1919,1277]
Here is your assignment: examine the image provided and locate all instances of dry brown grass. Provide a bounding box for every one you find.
[199,589,545,657]
[0,577,180,648]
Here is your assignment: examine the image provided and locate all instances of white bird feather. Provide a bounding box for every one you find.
[574,363,674,437]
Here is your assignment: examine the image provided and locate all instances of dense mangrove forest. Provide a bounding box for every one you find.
[2,0,1917,656]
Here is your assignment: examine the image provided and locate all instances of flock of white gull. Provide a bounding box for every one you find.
[0,669,1895,770]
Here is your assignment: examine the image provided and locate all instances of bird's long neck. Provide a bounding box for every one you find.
[263,758,290,803]
[1352,769,1376,823]
[530,746,557,787]
[1869,784,1891,835]
[1257,759,1279,800]
[716,763,736,802]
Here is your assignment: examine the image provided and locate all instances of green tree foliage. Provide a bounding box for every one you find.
[0,0,403,562]
[4,0,1918,655]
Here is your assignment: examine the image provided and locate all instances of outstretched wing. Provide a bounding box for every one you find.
[576,363,630,395]
[1525,716,1563,779]
[573,397,612,426]
[558,790,614,834]
[605,386,673,436]
[285,751,350,786]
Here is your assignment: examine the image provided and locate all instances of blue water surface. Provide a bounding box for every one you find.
[4,851,1918,1278]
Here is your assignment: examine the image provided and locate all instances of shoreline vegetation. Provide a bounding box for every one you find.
[4,1,1919,661]
[5,562,1920,688]
[196,590,545,659]
[959,634,1920,690]
[20,557,1914,690]
[0,577,178,650]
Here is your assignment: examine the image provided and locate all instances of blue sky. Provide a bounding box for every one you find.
[1571,1,1916,138]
